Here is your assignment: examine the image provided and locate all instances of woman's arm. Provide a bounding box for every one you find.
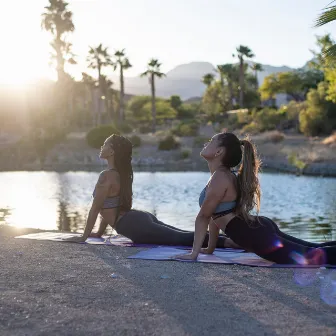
[89,217,109,237]
[64,171,113,242]
[201,220,219,254]
[174,172,228,260]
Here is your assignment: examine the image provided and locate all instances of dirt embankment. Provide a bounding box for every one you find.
[0,128,335,176]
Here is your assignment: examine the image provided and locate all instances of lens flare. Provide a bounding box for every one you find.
[320,270,336,306]
[292,249,327,286]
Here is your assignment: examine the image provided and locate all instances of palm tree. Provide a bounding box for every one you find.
[250,63,264,89]
[41,0,75,82]
[100,75,115,123]
[87,44,112,125]
[217,64,235,109]
[315,3,336,58]
[113,49,132,123]
[81,72,96,126]
[202,73,215,87]
[140,59,166,133]
[235,45,255,107]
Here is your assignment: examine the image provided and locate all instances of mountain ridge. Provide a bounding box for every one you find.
[112,60,305,99]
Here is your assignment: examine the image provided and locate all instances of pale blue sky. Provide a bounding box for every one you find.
[2,0,336,83]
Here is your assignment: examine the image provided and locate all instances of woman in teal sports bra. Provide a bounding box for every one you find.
[64,134,241,249]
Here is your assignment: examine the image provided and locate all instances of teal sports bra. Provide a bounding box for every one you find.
[199,187,236,214]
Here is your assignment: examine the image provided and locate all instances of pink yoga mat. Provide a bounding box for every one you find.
[128,247,336,268]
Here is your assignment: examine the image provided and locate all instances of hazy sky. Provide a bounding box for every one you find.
[2,0,336,84]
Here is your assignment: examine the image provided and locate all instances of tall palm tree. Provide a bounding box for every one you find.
[202,73,215,87]
[235,45,255,107]
[250,63,264,89]
[87,44,112,125]
[113,49,132,123]
[140,59,166,133]
[217,64,235,109]
[315,3,336,58]
[100,75,115,123]
[41,0,75,82]
[81,72,96,126]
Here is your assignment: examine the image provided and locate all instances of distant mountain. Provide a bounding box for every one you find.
[112,61,307,100]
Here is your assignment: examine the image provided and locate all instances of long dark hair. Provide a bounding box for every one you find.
[217,132,261,222]
[107,134,133,212]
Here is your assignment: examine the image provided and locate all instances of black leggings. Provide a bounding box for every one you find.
[225,216,336,265]
[115,210,228,248]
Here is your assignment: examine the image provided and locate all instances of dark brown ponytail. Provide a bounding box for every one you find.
[236,137,261,222]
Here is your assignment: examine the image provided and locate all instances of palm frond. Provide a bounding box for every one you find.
[315,5,336,27]
[140,71,150,77]
[323,43,336,59]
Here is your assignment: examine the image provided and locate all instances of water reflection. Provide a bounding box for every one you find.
[0,171,335,242]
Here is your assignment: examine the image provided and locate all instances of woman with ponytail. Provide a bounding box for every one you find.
[64,134,239,249]
[175,132,336,265]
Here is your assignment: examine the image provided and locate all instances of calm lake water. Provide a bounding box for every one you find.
[0,171,335,242]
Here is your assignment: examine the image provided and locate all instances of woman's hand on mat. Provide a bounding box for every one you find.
[200,248,213,255]
[63,236,86,243]
[173,253,198,261]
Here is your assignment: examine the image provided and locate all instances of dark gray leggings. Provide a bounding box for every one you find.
[115,210,227,247]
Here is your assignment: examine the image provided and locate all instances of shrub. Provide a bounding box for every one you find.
[251,107,286,132]
[180,148,192,159]
[288,152,307,171]
[129,135,141,147]
[118,122,133,134]
[86,124,120,149]
[158,135,180,151]
[242,122,262,134]
[171,120,199,136]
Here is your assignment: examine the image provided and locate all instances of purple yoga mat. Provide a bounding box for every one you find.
[128,247,336,268]
[14,232,244,252]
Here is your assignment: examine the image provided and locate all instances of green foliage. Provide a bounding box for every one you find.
[170,95,182,110]
[118,122,133,134]
[142,101,177,121]
[299,82,336,136]
[177,103,199,119]
[259,70,324,102]
[222,111,253,130]
[202,81,228,117]
[129,135,141,147]
[288,152,307,171]
[180,148,192,159]
[86,124,120,149]
[128,96,177,122]
[158,135,180,151]
[127,96,151,120]
[242,121,262,134]
[171,120,199,137]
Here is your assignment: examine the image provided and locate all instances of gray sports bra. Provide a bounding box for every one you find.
[92,169,120,209]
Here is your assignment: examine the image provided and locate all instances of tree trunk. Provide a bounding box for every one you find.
[119,66,125,124]
[228,79,233,110]
[55,32,65,82]
[255,70,259,90]
[151,74,156,133]
[97,65,102,126]
[239,56,244,108]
